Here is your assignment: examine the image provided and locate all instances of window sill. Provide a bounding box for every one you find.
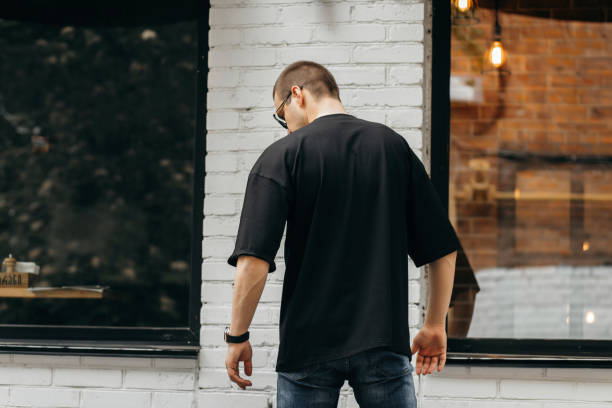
[446,338,612,368]
[446,352,612,368]
[0,339,199,358]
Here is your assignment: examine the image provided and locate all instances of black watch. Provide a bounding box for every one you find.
[224,326,249,343]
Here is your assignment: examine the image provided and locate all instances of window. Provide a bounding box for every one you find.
[0,2,204,353]
[434,0,612,362]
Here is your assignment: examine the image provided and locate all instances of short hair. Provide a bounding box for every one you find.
[272,61,340,104]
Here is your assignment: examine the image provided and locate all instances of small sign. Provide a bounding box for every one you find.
[0,273,31,288]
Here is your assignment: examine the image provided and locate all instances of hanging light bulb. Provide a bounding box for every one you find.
[486,40,507,68]
[457,0,472,12]
[481,0,511,75]
[451,0,480,26]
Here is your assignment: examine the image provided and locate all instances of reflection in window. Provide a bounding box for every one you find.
[0,19,196,326]
[447,5,611,340]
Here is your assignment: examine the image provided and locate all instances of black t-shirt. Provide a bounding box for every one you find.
[227,113,461,372]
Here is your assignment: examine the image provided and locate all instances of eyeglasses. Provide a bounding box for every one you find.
[273,85,302,129]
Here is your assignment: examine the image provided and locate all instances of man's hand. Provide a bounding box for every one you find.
[410,323,447,375]
[225,341,253,390]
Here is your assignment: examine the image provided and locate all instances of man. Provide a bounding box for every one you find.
[225,61,459,407]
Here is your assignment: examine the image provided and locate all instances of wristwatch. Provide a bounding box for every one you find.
[224,326,249,343]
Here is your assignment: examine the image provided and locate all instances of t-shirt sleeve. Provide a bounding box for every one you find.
[406,147,461,268]
[227,172,289,273]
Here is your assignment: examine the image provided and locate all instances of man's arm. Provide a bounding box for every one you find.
[229,255,269,336]
[411,249,457,376]
[424,250,457,326]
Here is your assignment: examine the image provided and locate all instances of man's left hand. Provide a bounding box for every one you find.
[225,341,253,390]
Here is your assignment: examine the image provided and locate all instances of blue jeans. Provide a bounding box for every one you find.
[277,346,417,408]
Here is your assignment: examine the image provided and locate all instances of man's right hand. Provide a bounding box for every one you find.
[410,322,447,375]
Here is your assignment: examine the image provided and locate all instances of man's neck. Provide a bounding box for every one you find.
[308,98,348,122]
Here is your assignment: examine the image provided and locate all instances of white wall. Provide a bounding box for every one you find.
[202,0,426,406]
[466,266,612,339]
[1,1,611,408]
[0,355,196,407]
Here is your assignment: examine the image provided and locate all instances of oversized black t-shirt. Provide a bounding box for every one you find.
[227,113,461,372]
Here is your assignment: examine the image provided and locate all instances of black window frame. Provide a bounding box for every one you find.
[432,0,612,369]
[0,0,209,358]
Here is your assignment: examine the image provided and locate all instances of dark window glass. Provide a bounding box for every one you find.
[0,19,197,327]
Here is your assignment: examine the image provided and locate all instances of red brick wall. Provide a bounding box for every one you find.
[449,3,611,271]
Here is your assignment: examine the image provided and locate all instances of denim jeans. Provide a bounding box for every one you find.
[277,346,418,408]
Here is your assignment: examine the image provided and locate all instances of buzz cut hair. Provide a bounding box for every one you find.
[272,60,340,104]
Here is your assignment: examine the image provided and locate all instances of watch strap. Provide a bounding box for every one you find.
[225,326,249,343]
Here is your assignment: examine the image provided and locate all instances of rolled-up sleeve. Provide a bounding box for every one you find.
[227,172,289,273]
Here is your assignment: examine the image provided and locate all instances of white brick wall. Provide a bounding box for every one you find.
[201,0,612,407]
[0,355,196,407]
[1,1,611,408]
[202,2,430,406]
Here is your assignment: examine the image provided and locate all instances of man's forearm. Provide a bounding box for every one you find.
[229,256,269,336]
[424,250,457,326]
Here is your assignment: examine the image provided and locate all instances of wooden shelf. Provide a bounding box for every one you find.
[0,288,103,299]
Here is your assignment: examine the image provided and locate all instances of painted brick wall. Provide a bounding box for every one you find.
[0,354,197,408]
[202,0,426,406]
[1,1,611,408]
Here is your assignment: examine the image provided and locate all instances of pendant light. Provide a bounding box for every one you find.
[451,0,480,26]
[481,0,511,75]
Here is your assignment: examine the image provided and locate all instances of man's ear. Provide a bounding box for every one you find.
[295,86,307,108]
